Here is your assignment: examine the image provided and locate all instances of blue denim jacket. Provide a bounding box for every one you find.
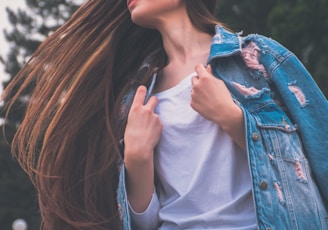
[117,26,328,230]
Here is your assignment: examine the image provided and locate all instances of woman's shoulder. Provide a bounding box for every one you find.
[210,25,292,61]
[241,31,292,57]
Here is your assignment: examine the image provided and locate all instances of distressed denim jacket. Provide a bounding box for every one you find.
[117,26,328,230]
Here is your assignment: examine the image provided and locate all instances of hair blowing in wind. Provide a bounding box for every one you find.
[2,0,219,229]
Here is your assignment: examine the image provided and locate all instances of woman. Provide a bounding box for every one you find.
[3,0,328,229]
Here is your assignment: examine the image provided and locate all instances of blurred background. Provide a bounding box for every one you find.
[0,0,327,229]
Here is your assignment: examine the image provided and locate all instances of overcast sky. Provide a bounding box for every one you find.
[0,0,25,93]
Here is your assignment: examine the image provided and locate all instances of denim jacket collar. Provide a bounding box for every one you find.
[207,26,243,62]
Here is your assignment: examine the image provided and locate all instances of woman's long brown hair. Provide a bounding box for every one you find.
[2,0,220,229]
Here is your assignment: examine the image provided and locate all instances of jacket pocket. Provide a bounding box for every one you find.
[251,102,305,162]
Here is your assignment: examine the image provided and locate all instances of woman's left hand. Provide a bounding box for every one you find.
[191,64,236,124]
[191,64,246,149]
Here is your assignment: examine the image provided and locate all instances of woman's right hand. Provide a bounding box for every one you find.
[124,85,162,163]
[124,85,162,213]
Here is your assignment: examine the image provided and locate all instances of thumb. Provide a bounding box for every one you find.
[206,64,212,74]
[195,64,209,78]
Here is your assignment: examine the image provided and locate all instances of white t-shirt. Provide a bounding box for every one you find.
[129,73,257,230]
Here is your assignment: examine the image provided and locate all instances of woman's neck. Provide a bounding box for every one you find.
[157,13,212,66]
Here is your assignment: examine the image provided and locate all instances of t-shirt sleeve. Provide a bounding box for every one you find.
[128,190,160,230]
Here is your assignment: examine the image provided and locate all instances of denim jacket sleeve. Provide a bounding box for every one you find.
[247,34,328,206]
[117,163,132,230]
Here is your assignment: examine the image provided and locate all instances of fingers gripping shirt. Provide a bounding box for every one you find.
[128,73,257,230]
